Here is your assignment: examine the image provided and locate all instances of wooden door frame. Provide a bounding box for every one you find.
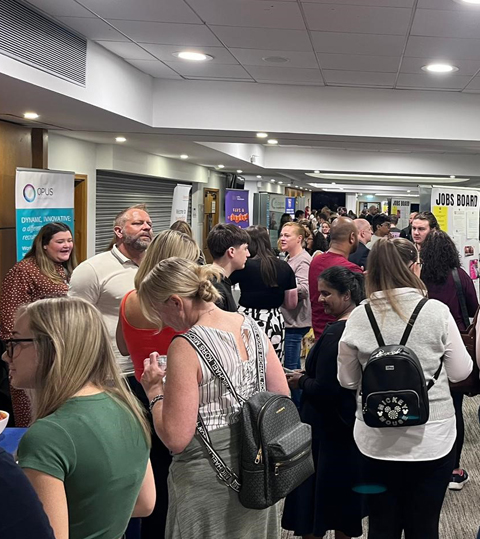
[202,188,220,263]
[74,174,88,263]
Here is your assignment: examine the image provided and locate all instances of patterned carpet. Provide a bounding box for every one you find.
[282,396,480,539]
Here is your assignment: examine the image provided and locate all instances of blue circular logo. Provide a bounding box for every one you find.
[23,184,36,203]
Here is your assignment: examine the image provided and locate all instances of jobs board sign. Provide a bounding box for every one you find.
[15,168,74,261]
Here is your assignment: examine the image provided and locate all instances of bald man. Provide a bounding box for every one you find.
[349,219,372,269]
[308,217,363,339]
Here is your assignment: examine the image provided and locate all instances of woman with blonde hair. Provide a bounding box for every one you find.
[0,222,77,427]
[3,297,154,539]
[138,258,289,539]
[338,238,472,539]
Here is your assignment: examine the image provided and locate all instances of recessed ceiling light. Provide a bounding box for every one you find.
[278,181,283,184]
[359,193,363,196]
[180,154,189,159]
[331,182,336,185]
[458,0,480,4]
[267,139,278,145]
[217,164,224,169]
[173,51,213,61]
[407,190,411,193]
[314,170,320,174]
[450,175,455,178]
[115,136,126,142]
[422,63,458,73]
[24,112,39,119]
[257,175,262,179]
[256,132,268,138]
[237,169,243,173]
[270,179,275,182]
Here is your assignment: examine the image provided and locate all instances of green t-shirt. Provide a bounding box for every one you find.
[18,393,149,539]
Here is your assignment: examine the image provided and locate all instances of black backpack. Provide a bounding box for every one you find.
[179,321,314,509]
[362,298,443,428]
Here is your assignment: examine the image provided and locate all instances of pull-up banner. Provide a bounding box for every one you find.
[225,189,250,228]
[170,184,191,224]
[15,168,74,261]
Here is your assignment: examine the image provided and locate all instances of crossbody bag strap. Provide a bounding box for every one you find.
[247,318,267,392]
[400,297,428,346]
[452,268,470,329]
[426,356,445,391]
[365,303,386,347]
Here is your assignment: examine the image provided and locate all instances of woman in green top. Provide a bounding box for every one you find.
[2,296,155,539]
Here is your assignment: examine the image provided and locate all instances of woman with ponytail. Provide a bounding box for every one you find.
[138,258,289,539]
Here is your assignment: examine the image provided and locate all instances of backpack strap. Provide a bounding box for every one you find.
[365,303,386,347]
[400,298,428,346]
[452,268,470,329]
[426,357,444,391]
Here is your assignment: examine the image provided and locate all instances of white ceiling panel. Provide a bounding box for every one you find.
[411,9,480,39]
[317,53,400,72]
[463,76,480,92]
[141,44,239,64]
[109,21,222,46]
[396,73,473,90]
[230,49,318,68]
[404,36,480,61]
[301,0,414,5]
[163,62,252,79]
[79,0,201,24]
[303,4,412,34]
[25,0,95,17]
[186,0,306,29]
[57,17,129,41]
[210,26,313,51]
[97,41,154,60]
[245,65,324,83]
[311,32,406,56]
[323,70,396,86]
[401,57,480,77]
[126,59,183,78]
[417,0,480,10]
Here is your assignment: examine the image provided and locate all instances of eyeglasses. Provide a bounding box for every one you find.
[3,339,35,359]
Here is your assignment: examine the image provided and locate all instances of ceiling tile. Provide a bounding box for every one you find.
[311,32,405,56]
[244,65,324,83]
[142,44,238,64]
[411,9,480,39]
[303,4,412,34]
[109,21,222,46]
[396,73,473,90]
[323,70,396,86]
[56,17,129,41]
[302,0,414,5]
[97,41,154,60]
[25,0,95,17]
[463,76,480,92]
[210,26,312,51]
[79,0,201,23]
[163,62,252,79]
[317,53,400,72]
[401,57,480,77]
[187,0,305,29]
[125,59,183,78]
[404,36,480,61]
[417,0,478,9]
[230,49,318,68]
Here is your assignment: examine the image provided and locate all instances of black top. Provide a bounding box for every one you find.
[400,225,413,242]
[348,241,369,270]
[298,320,356,438]
[0,447,55,539]
[213,275,237,312]
[230,258,296,309]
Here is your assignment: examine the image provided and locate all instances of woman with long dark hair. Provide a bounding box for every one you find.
[230,225,297,363]
[421,230,478,491]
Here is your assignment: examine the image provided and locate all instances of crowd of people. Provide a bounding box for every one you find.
[0,201,478,539]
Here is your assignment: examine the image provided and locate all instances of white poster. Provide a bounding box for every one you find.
[391,199,411,230]
[170,184,191,224]
[15,168,74,261]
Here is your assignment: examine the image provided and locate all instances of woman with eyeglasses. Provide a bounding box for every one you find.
[337,238,472,539]
[0,223,77,427]
[3,297,155,539]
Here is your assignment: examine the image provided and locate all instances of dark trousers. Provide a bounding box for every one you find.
[451,392,464,469]
[365,444,455,539]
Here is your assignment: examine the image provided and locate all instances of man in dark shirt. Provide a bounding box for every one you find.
[365,205,379,225]
[349,218,372,269]
[400,212,417,243]
[207,223,250,312]
[309,217,362,339]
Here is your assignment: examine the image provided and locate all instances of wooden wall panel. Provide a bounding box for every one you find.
[0,229,16,283]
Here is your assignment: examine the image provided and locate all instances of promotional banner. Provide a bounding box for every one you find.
[225,189,250,228]
[431,186,480,282]
[170,184,191,224]
[285,197,295,216]
[391,199,411,230]
[15,168,74,261]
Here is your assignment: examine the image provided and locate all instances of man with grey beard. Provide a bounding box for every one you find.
[69,205,153,378]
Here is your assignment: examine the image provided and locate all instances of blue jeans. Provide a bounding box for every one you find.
[284,327,309,408]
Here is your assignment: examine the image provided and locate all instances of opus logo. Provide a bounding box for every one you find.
[23,184,36,203]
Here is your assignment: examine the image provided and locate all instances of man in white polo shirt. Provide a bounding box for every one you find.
[69,204,153,380]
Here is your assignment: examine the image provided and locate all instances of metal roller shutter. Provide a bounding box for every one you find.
[96,171,192,254]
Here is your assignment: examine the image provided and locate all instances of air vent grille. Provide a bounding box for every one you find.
[0,0,86,86]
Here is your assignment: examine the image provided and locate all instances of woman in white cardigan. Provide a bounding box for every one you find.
[338,238,472,539]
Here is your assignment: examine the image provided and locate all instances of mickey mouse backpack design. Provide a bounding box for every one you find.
[362,298,443,428]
